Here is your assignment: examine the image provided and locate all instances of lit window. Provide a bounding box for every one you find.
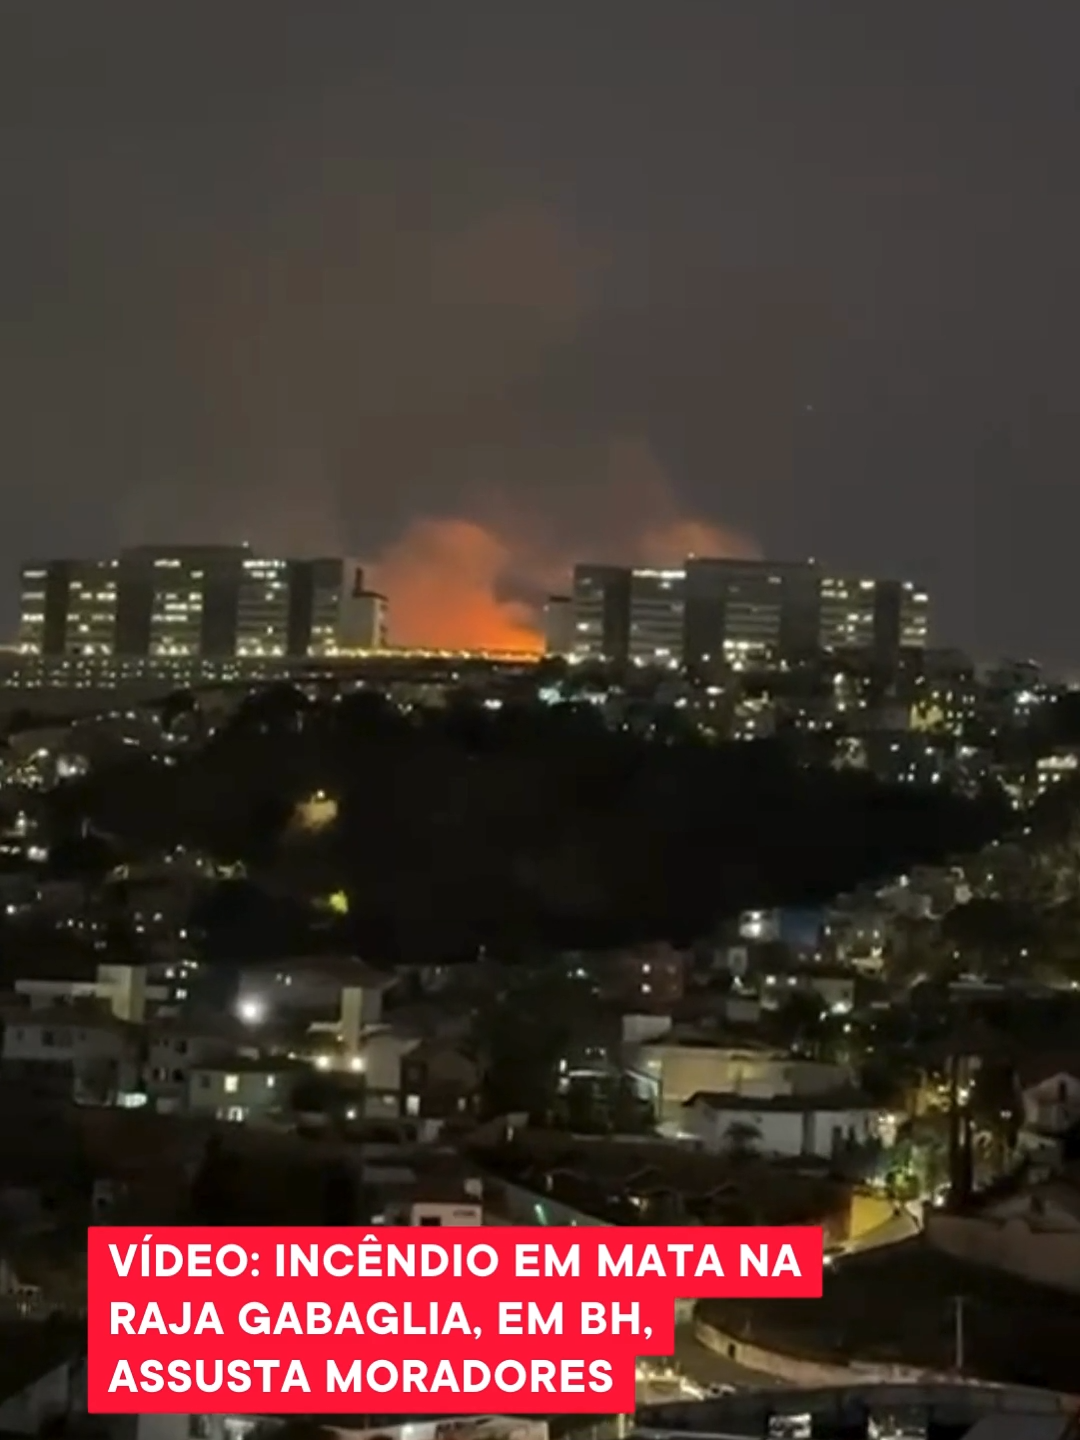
[224,1074,239,1094]
[405,1094,420,1116]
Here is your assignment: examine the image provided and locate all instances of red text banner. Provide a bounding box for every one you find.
[87,1225,822,1415]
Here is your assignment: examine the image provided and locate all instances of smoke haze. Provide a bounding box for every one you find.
[365,436,760,649]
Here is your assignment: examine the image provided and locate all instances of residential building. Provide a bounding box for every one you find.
[1016,1058,1080,1150]
[186,1058,296,1123]
[143,1021,239,1113]
[399,1040,481,1121]
[682,1088,884,1158]
[410,1194,485,1226]
[0,1005,142,1105]
[626,1036,851,1123]
[15,963,152,1024]
[578,944,686,1012]
[345,1028,417,1112]
[926,1177,1080,1294]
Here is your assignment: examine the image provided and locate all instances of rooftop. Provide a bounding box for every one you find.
[0,1318,84,1404]
[699,1235,1080,1393]
[686,1088,880,1113]
[190,1054,311,1075]
[474,1130,848,1229]
[0,999,135,1033]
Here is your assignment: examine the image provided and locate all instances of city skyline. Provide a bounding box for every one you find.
[5,5,1080,663]
[10,542,932,666]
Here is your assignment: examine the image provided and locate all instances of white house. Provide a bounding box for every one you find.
[143,1022,239,1113]
[628,1036,851,1123]
[186,1059,297,1123]
[15,962,160,1023]
[1017,1058,1080,1139]
[0,1005,141,1105]
[682,1089,885,1159]
[926,1178,1080,1293]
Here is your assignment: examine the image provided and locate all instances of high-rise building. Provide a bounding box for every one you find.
[17,547,384,663]
[543,595,574,657]
[628,568,684,667]
[683,557,820,675]
[570,564,631,663]
[236,556,291,658]
[18,559,121,658]
[338,589,389,650]
[569,554,929,672]
[818,575,929,664]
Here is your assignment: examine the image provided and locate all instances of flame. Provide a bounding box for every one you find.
[368,517,543,652]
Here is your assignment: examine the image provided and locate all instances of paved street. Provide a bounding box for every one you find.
[642,1321,791,1394]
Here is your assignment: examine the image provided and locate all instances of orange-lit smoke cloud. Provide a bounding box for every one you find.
[368,518,543,652]
[367,436,761,651]
[369,512,761,652]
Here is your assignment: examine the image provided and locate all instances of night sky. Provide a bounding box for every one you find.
[4,3,1080,661]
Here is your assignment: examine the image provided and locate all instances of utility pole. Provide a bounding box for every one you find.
[952,1294,965,1373]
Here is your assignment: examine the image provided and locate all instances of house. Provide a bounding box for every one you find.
[399,1039,481,1121]
[1016,1056,1080,1154]
[186,1058,299,1123]
[0,1003,142,1105]
[15,961,158,1022]
[821,905,891,973]
[143,1020,240,1113]
[626,1035,851,1123]
[925,1175,1080,1293]
[800,968,858,1015]
[409,1177,485,1227]
[572,943,687,1012]
[682,1088,885,1159]
[0,1320,86,1433]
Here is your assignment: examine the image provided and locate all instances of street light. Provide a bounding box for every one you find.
[237,997,266,1026]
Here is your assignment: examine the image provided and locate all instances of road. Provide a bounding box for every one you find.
[640,1321,791,1395]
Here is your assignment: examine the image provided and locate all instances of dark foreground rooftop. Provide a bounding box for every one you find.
[699,1237,1080,1395]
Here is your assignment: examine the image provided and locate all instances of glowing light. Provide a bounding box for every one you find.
[293,792,339,833]
[237,998,265,1026]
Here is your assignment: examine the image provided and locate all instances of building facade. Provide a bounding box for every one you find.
[17,547,386,663]
[542,595,574,657]
[568,556,929,671]
[569,564,631,663]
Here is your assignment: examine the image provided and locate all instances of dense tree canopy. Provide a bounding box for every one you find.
[45,693,1007,961]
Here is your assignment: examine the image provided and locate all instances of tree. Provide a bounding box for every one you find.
[290,1074,357,1119]
[772,990,828,1052]
[723,1120,762,1157]
[477,969,601,1121]
[940,898,1042,980]
[188,1136,239,1223]
[320,1162,357,1224]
